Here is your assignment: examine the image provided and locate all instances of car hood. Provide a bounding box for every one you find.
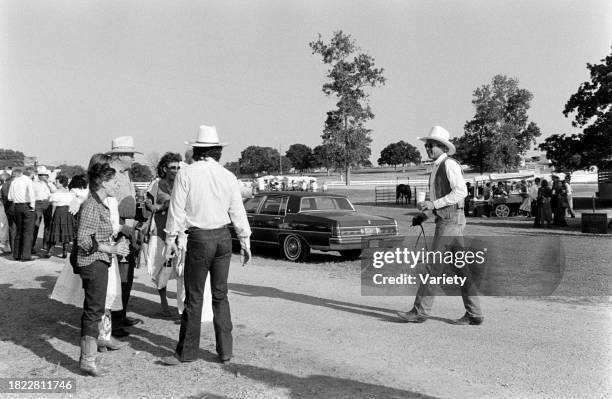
[299,211,395,226]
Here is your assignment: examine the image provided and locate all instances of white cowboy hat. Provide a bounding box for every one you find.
[185,125,228,147]
[418,126,456,156]
[107,136,142,154]
[36,165,51,175]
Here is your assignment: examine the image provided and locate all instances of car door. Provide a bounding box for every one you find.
[254,195,288,243]
[242,195,264,242]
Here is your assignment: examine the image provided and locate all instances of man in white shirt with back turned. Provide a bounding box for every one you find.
[8,168,36,261]
[161,125,251,366]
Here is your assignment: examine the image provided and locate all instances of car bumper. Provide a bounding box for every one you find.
[323,235,402,250]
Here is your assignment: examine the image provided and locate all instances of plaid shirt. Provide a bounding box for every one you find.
[77,193,114,267]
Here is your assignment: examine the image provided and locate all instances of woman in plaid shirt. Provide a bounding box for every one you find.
[76,162,130,376]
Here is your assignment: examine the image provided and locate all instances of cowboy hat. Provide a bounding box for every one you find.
[185,125,228,147]
[107,136,142,154]
[36,165,51,175]
[418,126,456,156]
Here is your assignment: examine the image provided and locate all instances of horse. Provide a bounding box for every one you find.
[395,184,411,205]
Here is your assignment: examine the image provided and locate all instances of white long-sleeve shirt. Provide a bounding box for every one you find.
[428,153,467,209]
[8,175,35,208]
[165,158,251,239]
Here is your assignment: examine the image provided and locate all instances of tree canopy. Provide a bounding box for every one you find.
[540,47,612,170]
[310,31,386,184]
[285,144,314,172]
[0,149,25,169]
[238,146,292,175]
[55,164,86,179]
[452,75,541,173]
[377,141,421,169]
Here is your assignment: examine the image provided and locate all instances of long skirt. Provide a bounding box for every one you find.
[48,206,74,244]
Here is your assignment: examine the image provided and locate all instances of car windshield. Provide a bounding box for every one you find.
[299,196,354,212]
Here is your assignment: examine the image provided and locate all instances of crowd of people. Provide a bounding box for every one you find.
[1,127,252,376]
[464,175,576,227]
[0,166,89,260]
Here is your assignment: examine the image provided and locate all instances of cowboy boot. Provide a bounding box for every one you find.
[79,336,106,377]
[97,310,128,351]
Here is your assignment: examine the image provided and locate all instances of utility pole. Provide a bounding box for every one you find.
[279,145,282,175]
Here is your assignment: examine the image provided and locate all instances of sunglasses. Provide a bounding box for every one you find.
[425,142,436,149]
[167,166,180,170]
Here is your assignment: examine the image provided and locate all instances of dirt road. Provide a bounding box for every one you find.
[0,208,610,398]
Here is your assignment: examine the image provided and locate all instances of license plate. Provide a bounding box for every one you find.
[368,239,380,248]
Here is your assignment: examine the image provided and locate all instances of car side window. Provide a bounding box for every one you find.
[260,196,282,215]
[244,196,263,214]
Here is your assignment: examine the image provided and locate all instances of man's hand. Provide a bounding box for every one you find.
[164,241,178,260]
[417,200,435,211]
[239,237,251,266]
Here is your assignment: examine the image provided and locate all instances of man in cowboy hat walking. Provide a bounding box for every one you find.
[161,125,251,365]
[32,166,55,256]
[107,136,143,337]
[397,126,484,325]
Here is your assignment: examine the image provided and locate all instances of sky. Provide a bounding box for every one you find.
[1,0,611,168]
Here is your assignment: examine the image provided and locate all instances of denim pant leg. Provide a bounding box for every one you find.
[209,231,233,357]
[413,211,475,315]
[80,261,109,338]
[176,234,214,361]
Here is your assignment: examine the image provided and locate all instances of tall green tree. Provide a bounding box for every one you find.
[310,31,386,185]
[378,141,421,169]
[453,75,541,173]
[285,144,314,172]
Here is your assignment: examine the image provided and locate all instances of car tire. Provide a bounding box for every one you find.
[282,234,310,262]
[339,249,362,260]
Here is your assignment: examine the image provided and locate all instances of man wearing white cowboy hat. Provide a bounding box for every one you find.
[107,136,143,337]
[32,165,56,256]
[161,125,251,366]
[397,126,484,325]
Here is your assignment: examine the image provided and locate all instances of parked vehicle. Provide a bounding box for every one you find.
[468,172,535,217]
[231,191,399,261]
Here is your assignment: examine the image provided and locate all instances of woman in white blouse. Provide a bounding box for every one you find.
[47,175,75,258]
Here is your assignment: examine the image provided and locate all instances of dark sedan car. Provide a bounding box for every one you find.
[230,191,399,261]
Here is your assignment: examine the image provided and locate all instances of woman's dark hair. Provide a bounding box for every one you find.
[192,146,222,162]
[157,152,182,178]
[88,163,116,192]
[56,174,69,188]
[68,174,88,190]
[88,153,111,170]
[541,179,548,187]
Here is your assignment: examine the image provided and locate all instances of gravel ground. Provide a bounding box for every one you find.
[0,203,610,399]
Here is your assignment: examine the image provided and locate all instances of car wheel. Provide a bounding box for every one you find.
[339,249,362,260]
[282,234,310,262]
[494,204,510,217]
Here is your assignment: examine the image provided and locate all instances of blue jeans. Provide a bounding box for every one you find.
[413,208,482,318]
[80,260,109,338]
[175,227,233,361]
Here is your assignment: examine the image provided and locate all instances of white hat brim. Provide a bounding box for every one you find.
[106,149,143,154]
[417,136,456,156]
[185,141,229,147]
